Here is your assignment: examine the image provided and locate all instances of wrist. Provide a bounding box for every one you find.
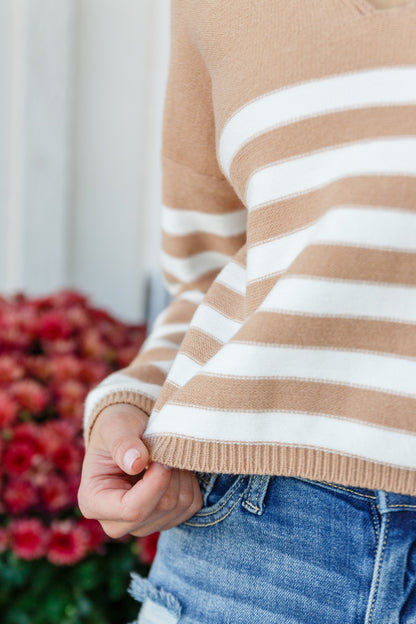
[88,403,149,448]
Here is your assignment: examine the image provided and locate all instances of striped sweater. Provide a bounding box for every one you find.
[83,0,416,496]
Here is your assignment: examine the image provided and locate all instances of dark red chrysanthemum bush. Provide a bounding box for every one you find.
[0,290,159,624]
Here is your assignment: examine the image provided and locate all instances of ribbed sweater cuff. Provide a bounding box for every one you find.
[83,391,155,448]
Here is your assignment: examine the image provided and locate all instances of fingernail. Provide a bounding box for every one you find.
[123,448,141,472]
[161,464,172,471]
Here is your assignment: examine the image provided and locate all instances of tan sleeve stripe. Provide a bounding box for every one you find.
[153,381,182,412]
[287,245,416,286]
[162,230,246,258]
[235,311,416,358]
[246,275,281,315]
[138,347,181,363]
[152,298,198,326]
[119,363,168,387]
[179,328,222,363]
[201,283,246,323]
[163,158,244,213]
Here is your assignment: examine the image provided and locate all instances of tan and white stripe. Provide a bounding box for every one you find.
[145,404,416,471]
[219,65,416,179]
[246,137,416,210]
[247,205,416,283]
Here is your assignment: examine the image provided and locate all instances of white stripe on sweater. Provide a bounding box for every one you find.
[219,65,416,177]
[248,222,317,282]
[145,405,416,470]
[214,260,247,295]
[149,322,190,339]
[162,205,247,236]
[165,353,203,388]
[247,206,416,282]
[162,250,232,283]
[246,137,416,210]
[189,304,243,343]
[140,338,181,352]
[260,276,416,324]
[198,343,416,397]
[312,206,416,251]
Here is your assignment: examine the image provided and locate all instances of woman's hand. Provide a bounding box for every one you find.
[77,403,203,538]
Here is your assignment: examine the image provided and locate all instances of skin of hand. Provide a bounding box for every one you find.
[77,403,203,538]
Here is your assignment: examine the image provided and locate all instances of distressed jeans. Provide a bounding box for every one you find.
[128,473,416,623]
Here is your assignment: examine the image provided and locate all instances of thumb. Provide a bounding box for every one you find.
[90,404,150,475]
[112,434,150,475]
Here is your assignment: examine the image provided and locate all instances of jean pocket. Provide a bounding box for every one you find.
[184,473,248,528]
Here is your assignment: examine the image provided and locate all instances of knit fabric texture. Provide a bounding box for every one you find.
[83,0,416,495]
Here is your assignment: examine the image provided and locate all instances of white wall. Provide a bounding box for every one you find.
[0,0,171,323]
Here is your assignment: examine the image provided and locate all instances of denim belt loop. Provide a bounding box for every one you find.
[242,474,271,516]
[375,488,416,514]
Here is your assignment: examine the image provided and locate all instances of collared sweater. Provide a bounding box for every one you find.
[83,0,416,496]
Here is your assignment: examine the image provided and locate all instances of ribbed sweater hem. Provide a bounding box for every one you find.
[144,435,416,496]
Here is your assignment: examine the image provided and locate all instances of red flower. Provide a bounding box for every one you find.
[56,396,84,421]
[51,442,82,475]
[80,328,109,359]
[38,311,72,341]
[13,422,44,453]
[10,518,49,560]
[57,379,87,402]
[33,289,88,310]
[10,379,49,414]
[78,518,107,552]
[50,355,83,382]
[0,355,24,383]
[24,356,53,383]
[3,441,37,476]
[0,391,19,427]
[38,420,77,455]
[65,305,90,330]
[0,526,9,553]
[3,478,39,514]
[80,361,110,385]
[39,474,72,512]
[138,532,160,565]
[47,520,89,565]
[43,338,77,355]
[0,317,31,349]
[0,288,149,568]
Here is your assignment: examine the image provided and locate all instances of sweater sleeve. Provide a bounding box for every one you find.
[82,0,246,447]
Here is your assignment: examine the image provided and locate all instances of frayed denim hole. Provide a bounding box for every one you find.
[138,598,180,624]
[127,572,182,619]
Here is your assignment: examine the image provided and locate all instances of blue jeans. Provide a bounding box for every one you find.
[128,473,416,623]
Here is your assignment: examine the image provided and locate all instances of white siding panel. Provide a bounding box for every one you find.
[1,0,75,294]
[0,0,171,324]
[71,0,170,323]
